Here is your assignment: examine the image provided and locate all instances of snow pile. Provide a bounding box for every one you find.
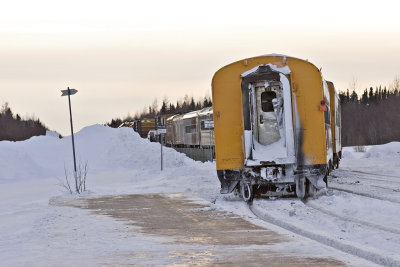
[340,142,400,175]
[364,142,400,159]
[45,130,60,138]
[1,125,201,174]
[341,148,357,160]
[0,123,220,218]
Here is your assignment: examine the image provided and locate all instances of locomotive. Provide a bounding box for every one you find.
[211,54,342,200]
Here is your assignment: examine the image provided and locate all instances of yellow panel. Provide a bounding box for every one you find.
[212,65,245,170]
[212,55,328,170]
[327,81,339,154]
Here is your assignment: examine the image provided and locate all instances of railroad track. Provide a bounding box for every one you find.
[329,169,400,204]
[305,197,400,235]
[248,197,400,266]
[350,170,400,180]
[333,169,400,185]
[327,186,400,204]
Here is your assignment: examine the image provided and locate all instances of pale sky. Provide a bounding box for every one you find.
[1,0,400,135]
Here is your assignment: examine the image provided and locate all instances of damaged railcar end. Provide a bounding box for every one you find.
[212,55,336,200]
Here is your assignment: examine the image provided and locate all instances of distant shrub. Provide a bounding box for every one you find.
[353,146,366,152]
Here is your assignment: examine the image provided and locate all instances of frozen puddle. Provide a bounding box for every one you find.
[56,193,347,266]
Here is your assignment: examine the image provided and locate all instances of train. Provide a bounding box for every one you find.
[211,54,342,200]
[132,54,341,200]
[165,107,214,148]
[328,81,342,169]
[133,116,167,141]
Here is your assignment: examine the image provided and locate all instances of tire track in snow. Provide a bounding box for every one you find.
[249,202,400,267]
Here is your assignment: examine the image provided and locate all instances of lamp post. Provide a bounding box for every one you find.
[61,87,78,191]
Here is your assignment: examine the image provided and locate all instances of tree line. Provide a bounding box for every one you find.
[0,102,47,141]
[339,78,400,146]
[108,80,400,147]
[107,95,212,128]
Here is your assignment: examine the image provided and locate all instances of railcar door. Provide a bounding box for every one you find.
[254,82,281,145]
[242,65,295,164]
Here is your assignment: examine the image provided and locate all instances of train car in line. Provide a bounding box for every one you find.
[198,107,214,148]
[133,115,168,142]
[165,107,214,148]
[165,114,184,147]
[133,118,156,138]
[327,81,342,169]
[211,54,336,200]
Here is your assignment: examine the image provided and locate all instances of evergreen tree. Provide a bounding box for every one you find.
[374,87,379,103]
[189,97,196,111]
[203,97,209,107]
[361,89,368,105]
[339,91,347,103]
[160,100,167,114]
[369,87,374,103]
[383,86,388,99]
[169,103,175,114]
[350,90,358,103]
[0,102,47,141]
[195,101,202,110]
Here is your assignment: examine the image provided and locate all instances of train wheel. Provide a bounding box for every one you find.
[328,160,333,173]
[240,182,253,202]
[295,177,306,199]
[306,179,317,198]
[323,165,329,187]
[323,173,328,187]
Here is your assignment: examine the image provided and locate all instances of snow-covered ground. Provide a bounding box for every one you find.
[1,125,399,266]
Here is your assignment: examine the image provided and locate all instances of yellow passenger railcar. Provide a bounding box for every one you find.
[327,81,342,169]
[212,54,335,200]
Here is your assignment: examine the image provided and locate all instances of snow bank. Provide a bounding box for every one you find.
[0,124,220,199]
[364,142,400,159]
[1,124,212,178]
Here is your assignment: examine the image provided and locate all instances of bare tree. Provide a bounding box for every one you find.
[390,76,400,95]
[349,76,359,93]
[151,98,159,115]
[59,161,89,194]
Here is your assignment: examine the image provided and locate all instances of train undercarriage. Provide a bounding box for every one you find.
[217,164,328,201]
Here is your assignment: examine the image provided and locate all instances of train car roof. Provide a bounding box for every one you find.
[182,110,199,119]
[172,114,184,121]
[166,114,178,121]
[198,107,213,116]
[212,54,322,82]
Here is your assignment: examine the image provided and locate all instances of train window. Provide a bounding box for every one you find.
[185,125,197,133]
[324,107,331,124]
[336,105,341,127]
[261,91,276,112]
[201,120,214,130]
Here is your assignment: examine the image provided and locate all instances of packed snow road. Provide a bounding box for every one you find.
[54,193,349,266]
